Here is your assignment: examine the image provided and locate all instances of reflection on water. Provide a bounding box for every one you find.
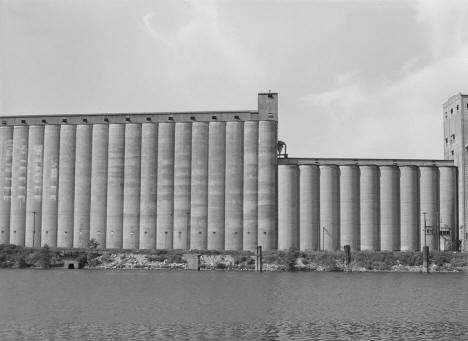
[0,270,467,340]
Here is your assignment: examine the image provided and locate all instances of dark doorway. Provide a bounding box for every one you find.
[68,263,75,269]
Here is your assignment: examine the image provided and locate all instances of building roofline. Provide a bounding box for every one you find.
[279,157,455,167]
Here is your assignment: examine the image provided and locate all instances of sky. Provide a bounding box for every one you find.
[1,0,467,159]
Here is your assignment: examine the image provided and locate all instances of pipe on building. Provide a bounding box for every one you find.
[299,165,320,251]
[278,165,299,250]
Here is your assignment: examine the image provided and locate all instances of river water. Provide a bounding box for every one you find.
[0,270,466,340]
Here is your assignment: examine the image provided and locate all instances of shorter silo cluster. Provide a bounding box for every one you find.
[278,159,457,251]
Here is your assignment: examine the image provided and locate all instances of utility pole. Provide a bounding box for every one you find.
[32,211,37,248]
[422,212,427,249]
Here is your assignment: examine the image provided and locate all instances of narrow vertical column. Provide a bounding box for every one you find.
[89,124,108,249]
[41,125,60,247]
[139,123,158,249]
[10,126,28,246]
[243,121,258,251]
[190,122,209,250]
[106,124,125,249]
[380,166,400,251]
[73,124,92,248]
[57,125,76,248]
[0,127,13,244]
[225,121,244,250]
[420,166,439,251]
[299,165,320,251]
[400,166,419,251]
[360,166,380,250]
[278,165,299,250]
[207,122,226,250]
[122,123,141,249]
[173,123,192,250]
[156,122,175,249]
[257,121,277,250]
[340,165,360,250]
[25,126,44,248]
[439,167,456,251]
[319,165,340,250]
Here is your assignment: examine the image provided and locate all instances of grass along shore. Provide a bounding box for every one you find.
[0,244,466,272]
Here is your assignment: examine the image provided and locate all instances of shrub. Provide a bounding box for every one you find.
[215,262,227,270]
[88,238,99,249]
[38,245,51,269]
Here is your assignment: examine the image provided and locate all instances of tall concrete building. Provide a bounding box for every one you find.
[443,93,468,251]
[0,92,464,252]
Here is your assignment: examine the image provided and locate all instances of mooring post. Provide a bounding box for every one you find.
[256,246,263,272]
[422,246,430,273]
[344,245,351,271]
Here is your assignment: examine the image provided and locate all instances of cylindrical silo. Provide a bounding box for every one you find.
[400,166,419,251]
[278,165,299,250]
[106,124,125,249]
[25,126,44,248]
[73,124,92,248]
[156,122,175,249]
[258,121,277,250]
[207,122,226,250]
[340,165,360,250]
[299,165,320,251]
[41,125,60,247]
[243,121,258,251]
[173,123,192,250]
[190,122,209,250]
[420,166,439,251]
[122,123,142,249]
[360,166,380,250]
[439,167,456,251]
[320,165,340,250]
[10,126,28,246]
[57,125,76,248]
[139,123,158,249]
[89,124,109,249]
[225,121,244,250]
[0,126,13,244]
[380,166,400,251]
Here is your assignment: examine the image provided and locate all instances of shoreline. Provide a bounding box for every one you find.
[1,244,466,273]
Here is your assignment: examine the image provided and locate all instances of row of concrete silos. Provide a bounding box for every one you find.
[278,164,457,251]
[0,120,277,251]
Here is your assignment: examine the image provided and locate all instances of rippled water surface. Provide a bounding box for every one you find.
[0,270,466,340]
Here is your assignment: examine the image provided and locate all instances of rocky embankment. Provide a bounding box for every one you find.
[1,244,466,272]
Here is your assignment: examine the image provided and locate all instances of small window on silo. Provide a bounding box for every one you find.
[451,108,453,114]
[211,115,217,120]
[83,118,88,123]
[445,138,448,145]
[168,116,174,121]
[190,116,196,121]
[452,134,456,141]
[451,150,454,156]
[457,105,459,110]
[146,117,151,122]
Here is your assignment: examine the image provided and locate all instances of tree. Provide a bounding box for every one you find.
[39,244,51,269]
[88,238,99,249]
